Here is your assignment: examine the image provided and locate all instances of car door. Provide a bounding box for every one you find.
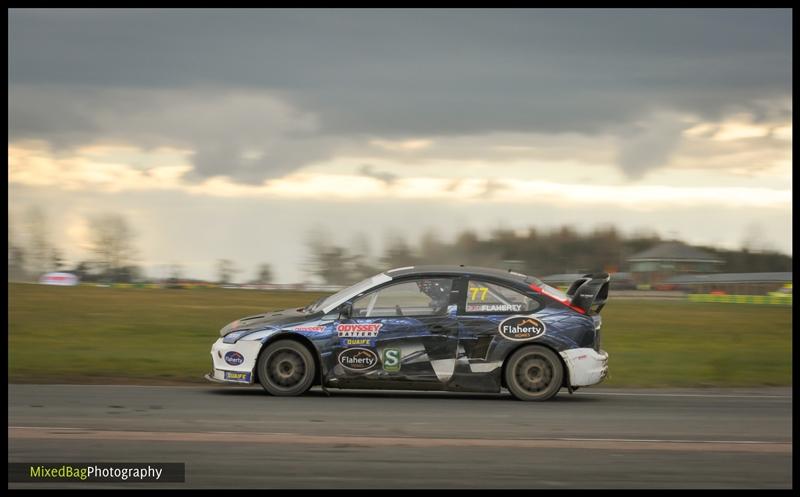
[448,277,546,392]
[328,277,461,390]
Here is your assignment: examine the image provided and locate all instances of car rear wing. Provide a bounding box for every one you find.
[566,273,610,314]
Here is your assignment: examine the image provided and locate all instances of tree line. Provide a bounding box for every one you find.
[8,208,791,285]
[8,207,141,283]
[7,207,275,285]
[305,226,793,285]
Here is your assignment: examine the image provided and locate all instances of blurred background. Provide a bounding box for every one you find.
[8,9,792,288]
[8,8,792,488]
[8,5,792,384]
[8,8,792,385]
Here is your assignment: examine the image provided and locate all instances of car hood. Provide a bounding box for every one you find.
[219,307,319,337]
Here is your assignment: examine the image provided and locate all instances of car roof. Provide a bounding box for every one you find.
[384,265,536,285]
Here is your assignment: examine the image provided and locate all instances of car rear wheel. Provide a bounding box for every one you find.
[257,340,316,396]
[505,345,563,401]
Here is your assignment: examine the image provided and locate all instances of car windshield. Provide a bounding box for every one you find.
[305,272,393,314]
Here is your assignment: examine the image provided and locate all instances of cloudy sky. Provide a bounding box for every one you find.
[8,9,792,282]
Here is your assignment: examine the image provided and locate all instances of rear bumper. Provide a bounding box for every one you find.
[560,348,609,387]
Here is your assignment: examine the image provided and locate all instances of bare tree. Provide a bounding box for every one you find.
[88,213,138,283]
[23,206,52,277]
[216,259,238,285]
[254,263,274,284]
[306,243,354,285]
[71,261,94,282]
[8,245,27,281]
[741,222,772,253]
[305,228,381,285]
[303,225,330,282]
[8,221,28,281]
[168,263,184,280]
[50,247,66,272]
[380,234,417,269]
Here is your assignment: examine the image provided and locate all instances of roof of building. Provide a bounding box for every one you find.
[627,241,724,263]
[663,272,792,285]
[541,272,632,283]
[540,273,583,283]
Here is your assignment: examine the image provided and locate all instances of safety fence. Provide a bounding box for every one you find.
[687,294,792,305]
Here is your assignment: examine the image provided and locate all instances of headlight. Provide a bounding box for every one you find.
[222,329,253,344]
[219,320,241,337]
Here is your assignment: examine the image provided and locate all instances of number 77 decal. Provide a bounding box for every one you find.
[469,287,489,301]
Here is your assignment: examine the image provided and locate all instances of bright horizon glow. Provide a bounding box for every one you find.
[8,144,791,210]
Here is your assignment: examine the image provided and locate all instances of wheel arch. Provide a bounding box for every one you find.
[500,341,571,389]
[254,332,323,386]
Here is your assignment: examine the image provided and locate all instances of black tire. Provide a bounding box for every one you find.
[504,345,564,401]
[256,340,316,396]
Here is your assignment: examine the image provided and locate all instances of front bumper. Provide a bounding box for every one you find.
[560,348,609,387]
[207,338,262,385]
[204,371,254,384]
[204,372,227,383]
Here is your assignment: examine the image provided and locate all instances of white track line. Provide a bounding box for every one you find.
[10,427,786,445]
[9,426,791,453]
[574,392,790,399]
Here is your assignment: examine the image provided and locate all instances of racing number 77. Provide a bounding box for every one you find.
[469,287,488,301]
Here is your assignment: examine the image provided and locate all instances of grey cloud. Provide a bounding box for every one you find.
[615,113,690,179]
[358,165,398,185]
[481,179,508,198]
[8,9,792,180]
[444,179,464,192]
[9,86,339,181]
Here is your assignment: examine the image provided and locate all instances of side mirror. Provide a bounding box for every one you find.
[339,302,353,320]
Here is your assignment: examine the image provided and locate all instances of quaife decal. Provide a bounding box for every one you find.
[224,351,245,366]
[290,325,327,332]
[336,323,383,337]
[224,371,251,382]
[340,338,374,347]
[498,316,546,341]
[338,348,379,371]
[382,348,401,372]
[466,303,523,313]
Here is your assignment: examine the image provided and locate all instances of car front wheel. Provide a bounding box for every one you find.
[257,340,316,396]
[505,345,564,401]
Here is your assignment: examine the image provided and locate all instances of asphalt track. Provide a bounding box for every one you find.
[8,384,792,488]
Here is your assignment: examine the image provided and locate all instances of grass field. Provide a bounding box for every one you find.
[8,283,792,387]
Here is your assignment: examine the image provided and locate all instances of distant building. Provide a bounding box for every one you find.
[39,272,80,286]
[627,241,724,287]
[661,272,791,295]
[539,273,583,288]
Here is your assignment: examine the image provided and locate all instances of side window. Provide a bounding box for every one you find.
[352,279,453,317]
[465,280,540,314]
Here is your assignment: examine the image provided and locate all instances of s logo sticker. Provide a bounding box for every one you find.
[382,348,401,372]
[498,316,546,341]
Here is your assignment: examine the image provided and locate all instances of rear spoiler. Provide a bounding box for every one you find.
[566,273,610,314]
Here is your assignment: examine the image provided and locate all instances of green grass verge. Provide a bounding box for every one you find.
[8,283,792,387]
[601,299,791,387]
